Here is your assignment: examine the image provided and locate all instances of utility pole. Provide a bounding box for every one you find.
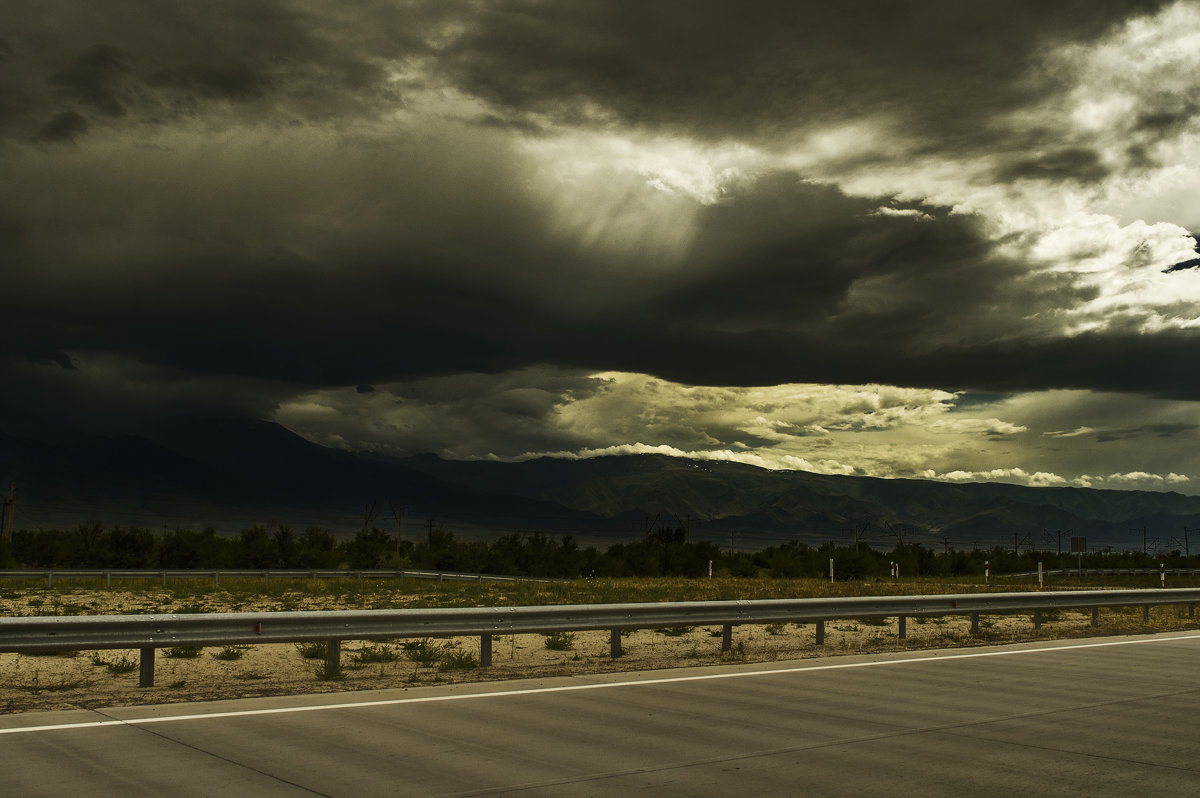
[1184,526,1192,558]
[1,482,15,544]
[1132,526,1147,556]
[388,502,403,558]
[426,518,435,544]
[941,537,950,556]
[361,501,377,533]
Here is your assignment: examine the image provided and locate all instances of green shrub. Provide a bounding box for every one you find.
[543,631,575,651]
[163,646,203,659]
[295,641,327,660]
[400,639,444,666]
[354,643,398,663]
[438,648,479,671]
[211,645,251,661]
[655,626,694,637]
[91,653,138,674]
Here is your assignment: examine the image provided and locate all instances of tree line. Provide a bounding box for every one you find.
[1,524,1195,579]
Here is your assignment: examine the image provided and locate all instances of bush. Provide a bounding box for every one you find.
[211,645,251,661]
[354,643,399,664]
[91,653,138,674]
[655,626,694,637]
[438,647,479,671]
[295,641,327,660]
[400,639,444,666]
[163,646,204,659]
[543,631,575,650]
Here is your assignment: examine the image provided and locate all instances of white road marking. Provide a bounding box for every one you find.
[5,632,1198,736]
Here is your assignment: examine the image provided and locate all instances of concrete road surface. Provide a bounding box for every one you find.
[4,632,1199,796]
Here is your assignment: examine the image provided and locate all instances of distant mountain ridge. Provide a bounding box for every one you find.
[395,453,1200,550]
[3,419,1199,551]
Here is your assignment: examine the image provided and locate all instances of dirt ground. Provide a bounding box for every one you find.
[3,587,1196,715]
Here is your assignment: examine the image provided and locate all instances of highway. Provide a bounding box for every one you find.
[4,632,1199,796]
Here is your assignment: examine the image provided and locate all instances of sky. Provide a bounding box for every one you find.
[2,1,1200,493]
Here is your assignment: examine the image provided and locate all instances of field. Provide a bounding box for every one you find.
[3,574,1198,714]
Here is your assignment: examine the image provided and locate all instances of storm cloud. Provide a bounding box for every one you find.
[2,0,1199,490]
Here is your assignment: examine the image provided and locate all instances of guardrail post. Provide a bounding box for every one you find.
[610,629,622,658]
[265,571,270,589]
[898,615,907,640]
[105,572,112,588]
[47,572,53,589]
[161,571,168,588]
[326,639,341,677]
[1143,605,1150,622]
[815,620,825,645]
[480,634,492,667]
[1092,607,1099,627]
[1033,609,1042,629]
[721,623,732,652]
[970,613,979,634]
[1189,603,1195,619]
[214,571,220,587]
[139,647,155,688]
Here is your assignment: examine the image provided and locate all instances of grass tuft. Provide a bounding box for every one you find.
[211,645,251,661]
[542,631,575,651]
[295,641,327,660]
[90,653,138,675]
[353,643,398,664]
[163,645,204,659]
[655,626,694,637]
[438,647,479,671]
[400,639,444,666]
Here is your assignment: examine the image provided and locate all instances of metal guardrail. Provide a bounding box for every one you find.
[3,588,1198,688]
[0,568,549,588]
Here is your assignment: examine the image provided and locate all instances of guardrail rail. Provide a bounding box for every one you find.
[3,588,1199,688]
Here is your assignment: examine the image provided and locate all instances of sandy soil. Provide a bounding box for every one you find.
[3,588,1195,715]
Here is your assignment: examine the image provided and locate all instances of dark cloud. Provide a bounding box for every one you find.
[995,147,1110,184]
[33,110,88,142]
[4,163,1194,430]
[1,0,1197,449]
[147,64,272,102]
[0,1,430,142]
[49,44,129,117]
[1167,258,1200,273]
[436,0,1168,150]
[1093,422,1200,443]
[1165,236,1200,272]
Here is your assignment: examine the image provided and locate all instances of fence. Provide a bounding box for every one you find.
[996,568,1200,579]
[3,588,1199,688]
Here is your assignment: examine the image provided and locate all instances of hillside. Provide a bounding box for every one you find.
[4,421,1199,551]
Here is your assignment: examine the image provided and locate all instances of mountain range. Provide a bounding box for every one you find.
[3,418,1199,553]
